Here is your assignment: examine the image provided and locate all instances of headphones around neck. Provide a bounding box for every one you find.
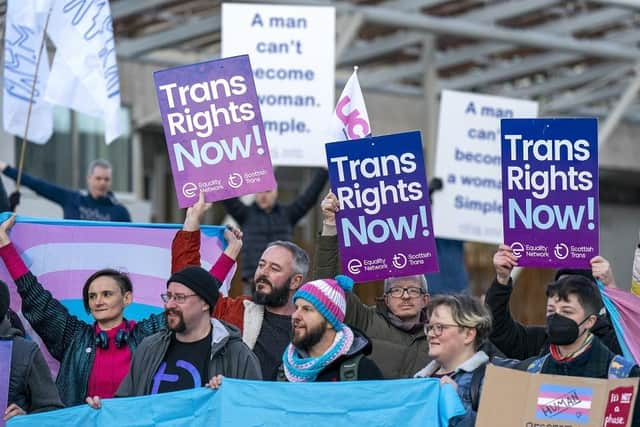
[95,321,131,349]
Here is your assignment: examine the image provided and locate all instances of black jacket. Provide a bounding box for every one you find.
[314,330,384,381]
[486,277,621,360]
[0,318,64,414]
[223,168,328,280]
[521,336,640,427]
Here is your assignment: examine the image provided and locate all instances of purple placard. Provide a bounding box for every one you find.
[0,339,12,427]
[325,131,439,282]
[501,118,599,268]
[154,55,276,208]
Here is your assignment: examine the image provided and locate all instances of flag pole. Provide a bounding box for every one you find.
[14,6,52,195]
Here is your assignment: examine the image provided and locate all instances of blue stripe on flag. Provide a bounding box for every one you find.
[598,280,633,361]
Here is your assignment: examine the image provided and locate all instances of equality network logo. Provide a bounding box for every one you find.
[182,182,198,198]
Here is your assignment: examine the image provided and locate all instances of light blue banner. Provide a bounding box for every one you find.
[9,378,464,426]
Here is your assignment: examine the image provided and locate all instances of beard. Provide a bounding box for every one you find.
[292,319,328,351]
[164,308,186,333]
[251,275,292,308]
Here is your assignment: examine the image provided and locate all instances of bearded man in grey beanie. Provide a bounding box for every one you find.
[87,266,261,408]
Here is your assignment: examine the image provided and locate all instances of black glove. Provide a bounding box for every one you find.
[428,177,443,204]
[9,191,21,212]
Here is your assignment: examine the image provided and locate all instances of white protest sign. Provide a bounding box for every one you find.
[222,3,335,166]
[432,90,538,244]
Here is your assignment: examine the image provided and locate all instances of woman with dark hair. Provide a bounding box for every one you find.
[0,213,240,407]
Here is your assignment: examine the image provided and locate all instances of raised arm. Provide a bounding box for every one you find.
[221,197,249,224]
[0,215,85,361]
[0,161,74,207]
[311,191,342,279]
[172,192,238,281]
[485,245,547,360]
[287,168,328,224]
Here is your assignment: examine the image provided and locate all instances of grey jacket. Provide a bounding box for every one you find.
[116,319,261,397]
[0,318,64,414]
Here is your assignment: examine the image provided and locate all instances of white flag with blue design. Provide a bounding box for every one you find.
[2,0,53,143]
[45,0,123,144]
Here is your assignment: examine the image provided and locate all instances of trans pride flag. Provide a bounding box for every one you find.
[599,281,640,366]
[10,378,465,427]
[0,214,232,371]
[536,383,592,423]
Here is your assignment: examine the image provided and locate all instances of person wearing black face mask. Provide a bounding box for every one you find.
[486,245,621,359]
[521,276,640,427]
[546,311,594,346]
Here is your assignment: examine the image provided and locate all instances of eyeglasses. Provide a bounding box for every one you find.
[387,287,426,299]
[160,293,198,304]
[424,323,461,336]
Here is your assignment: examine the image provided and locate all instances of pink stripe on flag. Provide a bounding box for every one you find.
[537,391,593,400]
[602,286,640,364]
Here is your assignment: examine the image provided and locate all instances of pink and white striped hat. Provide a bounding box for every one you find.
[293,275,354,331]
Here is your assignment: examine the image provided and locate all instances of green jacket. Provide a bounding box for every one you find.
[313,235,432,379]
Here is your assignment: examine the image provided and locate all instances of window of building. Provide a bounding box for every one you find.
[16,106,132,192]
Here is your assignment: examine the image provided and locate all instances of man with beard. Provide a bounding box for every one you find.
[86,266,261,408]
[313,192,431,378]
[280,275,383,382]
[171,194,309,380]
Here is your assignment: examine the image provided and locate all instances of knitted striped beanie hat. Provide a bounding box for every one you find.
[293,275,354,331]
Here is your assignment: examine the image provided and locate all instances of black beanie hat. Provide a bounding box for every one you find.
[0,280,10,320]
[167,266,220,312]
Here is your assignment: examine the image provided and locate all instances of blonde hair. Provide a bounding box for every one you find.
[427,294,492,349]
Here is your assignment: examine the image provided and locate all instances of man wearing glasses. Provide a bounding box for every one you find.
[313,192,431,378]
[89,266,261,406]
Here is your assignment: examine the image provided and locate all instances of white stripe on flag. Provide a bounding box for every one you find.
[536,398,592,409]
[24,243,212,277]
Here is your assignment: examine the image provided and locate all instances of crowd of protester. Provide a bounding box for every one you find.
[0,162,638,426]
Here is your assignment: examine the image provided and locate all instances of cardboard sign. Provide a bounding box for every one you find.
[154,55,276,208]
[477,365,638,427]
[432,90,538,244]
[222,3,335,166]
[501,118,598,268]
[325,131,438,282]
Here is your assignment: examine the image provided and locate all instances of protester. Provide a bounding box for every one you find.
[85,266,261,407]
[0,280,64,421]
[278,275,383,382]
[0,159,131,221]
[222,168,327,294]
[487,244,621,359]
[0,212,237,406]
[172,195,310,380]
[313,191,431,377]
[415,294,496,427]
[520,275,639,426]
